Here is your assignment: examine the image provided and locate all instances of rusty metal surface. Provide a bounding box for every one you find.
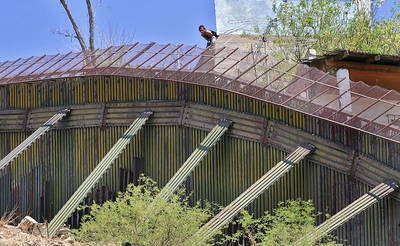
[1,43,400,146]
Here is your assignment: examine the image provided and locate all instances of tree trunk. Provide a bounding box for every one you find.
[59,0,87,51]
[86,0,95,51]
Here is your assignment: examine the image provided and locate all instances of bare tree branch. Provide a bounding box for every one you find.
[59,0,87,51]
[86,0,95,51]
[50,28,76,39]
[98,23,135,47]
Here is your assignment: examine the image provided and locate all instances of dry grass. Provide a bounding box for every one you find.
[0,208,16,227]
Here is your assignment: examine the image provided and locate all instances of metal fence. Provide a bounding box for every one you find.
[1,42,400,145]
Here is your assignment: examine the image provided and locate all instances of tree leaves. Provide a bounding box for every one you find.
[270,0,400,61]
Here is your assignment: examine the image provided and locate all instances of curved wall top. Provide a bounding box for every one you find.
[1,42,400,144]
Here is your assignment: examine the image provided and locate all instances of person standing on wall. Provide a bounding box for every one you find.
[199,25,219,47]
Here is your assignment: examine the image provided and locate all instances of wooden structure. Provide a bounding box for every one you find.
[0,43,399,245]
[303,49,400,92]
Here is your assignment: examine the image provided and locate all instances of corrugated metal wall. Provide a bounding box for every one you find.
[0,76,399,245]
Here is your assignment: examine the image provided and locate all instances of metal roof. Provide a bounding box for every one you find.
[302,49,400,66]
[1,42,400,144]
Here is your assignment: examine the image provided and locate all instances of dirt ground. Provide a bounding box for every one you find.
[0,223,76,245]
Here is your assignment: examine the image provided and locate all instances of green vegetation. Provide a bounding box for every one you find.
[269,0,400,61]
[72,176,341,245]
[223,200,341,246]
[72,177,216,246]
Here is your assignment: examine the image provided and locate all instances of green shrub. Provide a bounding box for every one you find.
[270,0,400,61]
[72,176,217,245]
[224,200,342,246]
[73,176,342,245]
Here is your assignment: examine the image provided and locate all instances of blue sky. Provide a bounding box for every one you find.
[0,0,216,61]
[1,1,397,61]
[374,0,397,20]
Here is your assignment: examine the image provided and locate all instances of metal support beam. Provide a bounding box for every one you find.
[310,82,365,116]
[326,86,376,120]
[209,51,253,85]
[296,180,399,244]
[47,110,153,237]
[192,143,316,244]
[281,73,331,106]
[343,90,393,125]
[157,119,233,200]
[73,46,114,74]
[361,101,400,131]
[0,109,70,170]
[266,67,316,102]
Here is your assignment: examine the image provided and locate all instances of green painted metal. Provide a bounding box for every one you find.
[158,119,233,200]
[0,109,69,170]
[47,110,152,237]
[193,144,316,244]
[0,76,399,245]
